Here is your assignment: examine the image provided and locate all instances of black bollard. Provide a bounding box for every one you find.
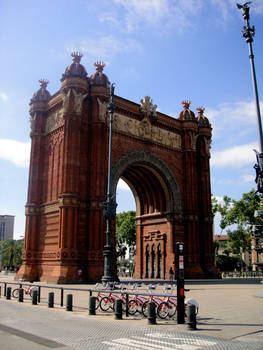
[18,288,24,302]
[32,290,38,305]
[147,301,156,325]
[114,299,123,320]
[48,292,54,308]
[187,304,197,330]
[89,296,96,315]
[66,294,73,311]
[6,287,11,300]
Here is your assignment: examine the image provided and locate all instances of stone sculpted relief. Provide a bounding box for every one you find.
[45,110,63,133]
[62,88,88,114]
[72,90,88,114]
[96,98,181,149]
[140,96,157,117]
[189,131,199,150]
[29,113,36,133]
[97,97,108,121]
[62,90,71,113]
[204,137,212,157]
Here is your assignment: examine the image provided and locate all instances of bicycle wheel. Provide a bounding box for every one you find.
[157,302,169,319]
[142,301,149,317]
[127,299,138,315]
[167,302,177,317]
[100,297,112,311]
[95,297,100,310]
[12,288,20,298]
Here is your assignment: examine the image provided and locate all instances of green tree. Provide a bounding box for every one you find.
[0,238,24,269]
[116,211,136,257]
[215,189,263,262]
[116,211,136,247]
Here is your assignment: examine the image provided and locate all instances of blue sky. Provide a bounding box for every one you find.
[0,0,263,239]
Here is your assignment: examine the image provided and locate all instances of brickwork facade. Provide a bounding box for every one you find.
[16,54,218,283]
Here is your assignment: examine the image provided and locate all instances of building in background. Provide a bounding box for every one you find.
[0,215,14,241]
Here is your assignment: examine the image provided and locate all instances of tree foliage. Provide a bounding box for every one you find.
[0,238,24,269]
[116,211,136,247]
[214,189,263,256]
[116,211,136,258]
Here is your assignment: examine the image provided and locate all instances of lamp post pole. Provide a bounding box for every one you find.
[102,83,117,283]
[237,2,263,193]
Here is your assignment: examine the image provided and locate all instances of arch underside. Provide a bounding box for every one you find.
[112,149,181,216]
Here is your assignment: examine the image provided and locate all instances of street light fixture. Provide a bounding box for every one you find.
[102,83,117,283]
[237,2,263,193]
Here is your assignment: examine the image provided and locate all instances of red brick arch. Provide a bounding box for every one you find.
[16,59,218,283]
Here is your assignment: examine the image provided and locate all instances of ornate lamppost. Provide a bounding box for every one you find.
[237,2,263,193]
[102,83,117,283]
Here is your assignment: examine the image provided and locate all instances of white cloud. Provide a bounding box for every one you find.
[98,0,263,33]
[211,142,257,168]
[67,35,142,61]
[0,92,8,102]
[110,0,203,32]
[251,0,263,14]
[207,100,263,142]
[0,139,30,167]
[243,174,255,183]
[117,178,130,191]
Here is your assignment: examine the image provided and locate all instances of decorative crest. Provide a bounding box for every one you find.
[71,52,83,63]
[196,107,205,115]
[39,79,49,89]
[140,96,157,117]
[94,61,106,72]
[181,100,191,109]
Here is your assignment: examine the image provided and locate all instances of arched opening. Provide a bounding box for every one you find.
[112,149,181,279]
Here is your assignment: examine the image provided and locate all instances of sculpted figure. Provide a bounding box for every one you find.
[73,89,88,114]
[97,97,108,121]
[62,90,71,113]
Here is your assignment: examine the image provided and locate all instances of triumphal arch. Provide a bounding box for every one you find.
[17,52,217,283]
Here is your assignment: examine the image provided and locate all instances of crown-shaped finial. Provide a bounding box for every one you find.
[71,52,83,63]
[181,100,191,108]
[39,79,49,89]
[94,61,106,72]
[196,107,205,115]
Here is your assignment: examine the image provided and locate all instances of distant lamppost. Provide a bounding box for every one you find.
[237,2,263,193]
[102,83,117,283]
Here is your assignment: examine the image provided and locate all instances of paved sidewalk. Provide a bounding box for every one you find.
[0,273,263,349]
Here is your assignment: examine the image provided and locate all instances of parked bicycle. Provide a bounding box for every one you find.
[99,283,127,312]
[141,285,167,317]
[157,286,199,319]
[12,284,38,298]
[127,283,148,315]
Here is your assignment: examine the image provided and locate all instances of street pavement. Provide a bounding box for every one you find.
[0,272,263,349]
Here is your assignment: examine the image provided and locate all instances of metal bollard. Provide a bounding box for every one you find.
[18,288,24,302]
[48,292,54,308]
[32,290,38,305]
[114,299,123,320]
[66,294,73,311]
[187,304,197,330]
[89,296,97,315]
[6,287,11,300]
[147,301,156,325]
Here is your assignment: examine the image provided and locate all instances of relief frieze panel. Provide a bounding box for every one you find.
[97,98,181,150]
[45,110,64,134]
